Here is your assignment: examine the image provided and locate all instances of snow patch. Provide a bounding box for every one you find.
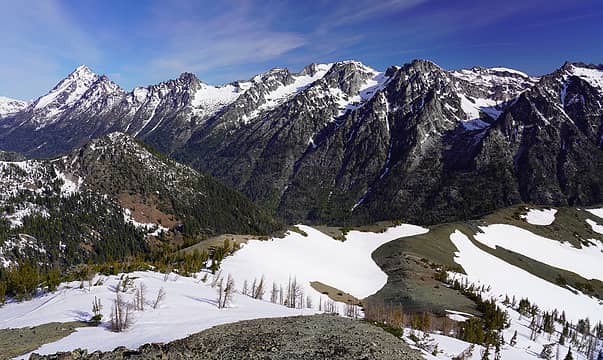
[4,203,49,228]
[459,94,501,122]
[585,207,603,219]
[520,208,557,225]
[445,309,473,322]
[586,219,603,235]
[220,224,428,304]
[570,65,603,93]
[473,224,603,281]
[123,208,169,236]
[489,67,531,78]
[257,65,333,112]
[449,230,603,324]
[190,83,243,118]
[333,71,391,117]
[56,170,83,196]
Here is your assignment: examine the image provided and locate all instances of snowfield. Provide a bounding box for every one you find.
[0,271,315,358]
[220,224,428,303]
[520,208,557,225]
[449,230,603,324]
[1,219,600,359]
[473,224,603,282]
[570,65,603,94]
[0,224,427,358]
[0,96,28,118]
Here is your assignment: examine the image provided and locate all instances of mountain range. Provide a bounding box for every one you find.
[0,59,601,225]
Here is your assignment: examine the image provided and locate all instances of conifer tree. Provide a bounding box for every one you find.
[0,281,6,305]
[481,344,490,360]
[563,347,573,360]
[510,330,518,346]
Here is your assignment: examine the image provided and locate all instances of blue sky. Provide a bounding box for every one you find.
[1,0,602,99]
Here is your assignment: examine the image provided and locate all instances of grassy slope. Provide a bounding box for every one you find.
[368,204,603,314]
[0,322,87,359]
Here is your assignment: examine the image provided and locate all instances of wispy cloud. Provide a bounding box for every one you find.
[140,1,306,78]
[0,0,601,98]
[316,0,427,32]
[0,0,100,99]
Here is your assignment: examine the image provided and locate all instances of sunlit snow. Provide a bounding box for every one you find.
[450,230,603,324]
[220,224,428,302]
[0,271,315,358]
[520,208,557,225]
[474,224,603,281]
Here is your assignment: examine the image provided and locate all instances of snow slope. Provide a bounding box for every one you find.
[220,224,428,304]
[449,230,603,324]
[473,224,603,281]
[570,65,603,93]
[0,271,315,358]
[0,96,28,118]
[520,208,557,225]
[33,65,100,119]
[586,207,603,219]
[586,219,603,235]
[257,64,332,112]
[190,83,243,118]
[405,305,589,360]
[0,223,427,357]
[331,68,391,116]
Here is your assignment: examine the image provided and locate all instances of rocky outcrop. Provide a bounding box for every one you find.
[30,315,423,360]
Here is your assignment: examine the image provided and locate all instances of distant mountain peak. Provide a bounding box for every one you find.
[72,64,95,76]
[0,96,28,118]
[177,72,200,83]
[560,62,603,95]
[31,65,102,118]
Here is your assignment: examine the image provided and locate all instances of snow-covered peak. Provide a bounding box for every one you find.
[329,60,378,76]
[72,64,96,79]
[32,65,101,119]
[300,63,333,77]
[450,66,538,90]
[566,63,603,93]
[263,66,331,104]
[488,67,531,78]
[191,82,245,118]
[0,96,28,118]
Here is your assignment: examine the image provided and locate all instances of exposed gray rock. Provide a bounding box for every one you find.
[30,315,423,360]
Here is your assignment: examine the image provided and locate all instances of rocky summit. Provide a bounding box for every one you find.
[29,315,423,360]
